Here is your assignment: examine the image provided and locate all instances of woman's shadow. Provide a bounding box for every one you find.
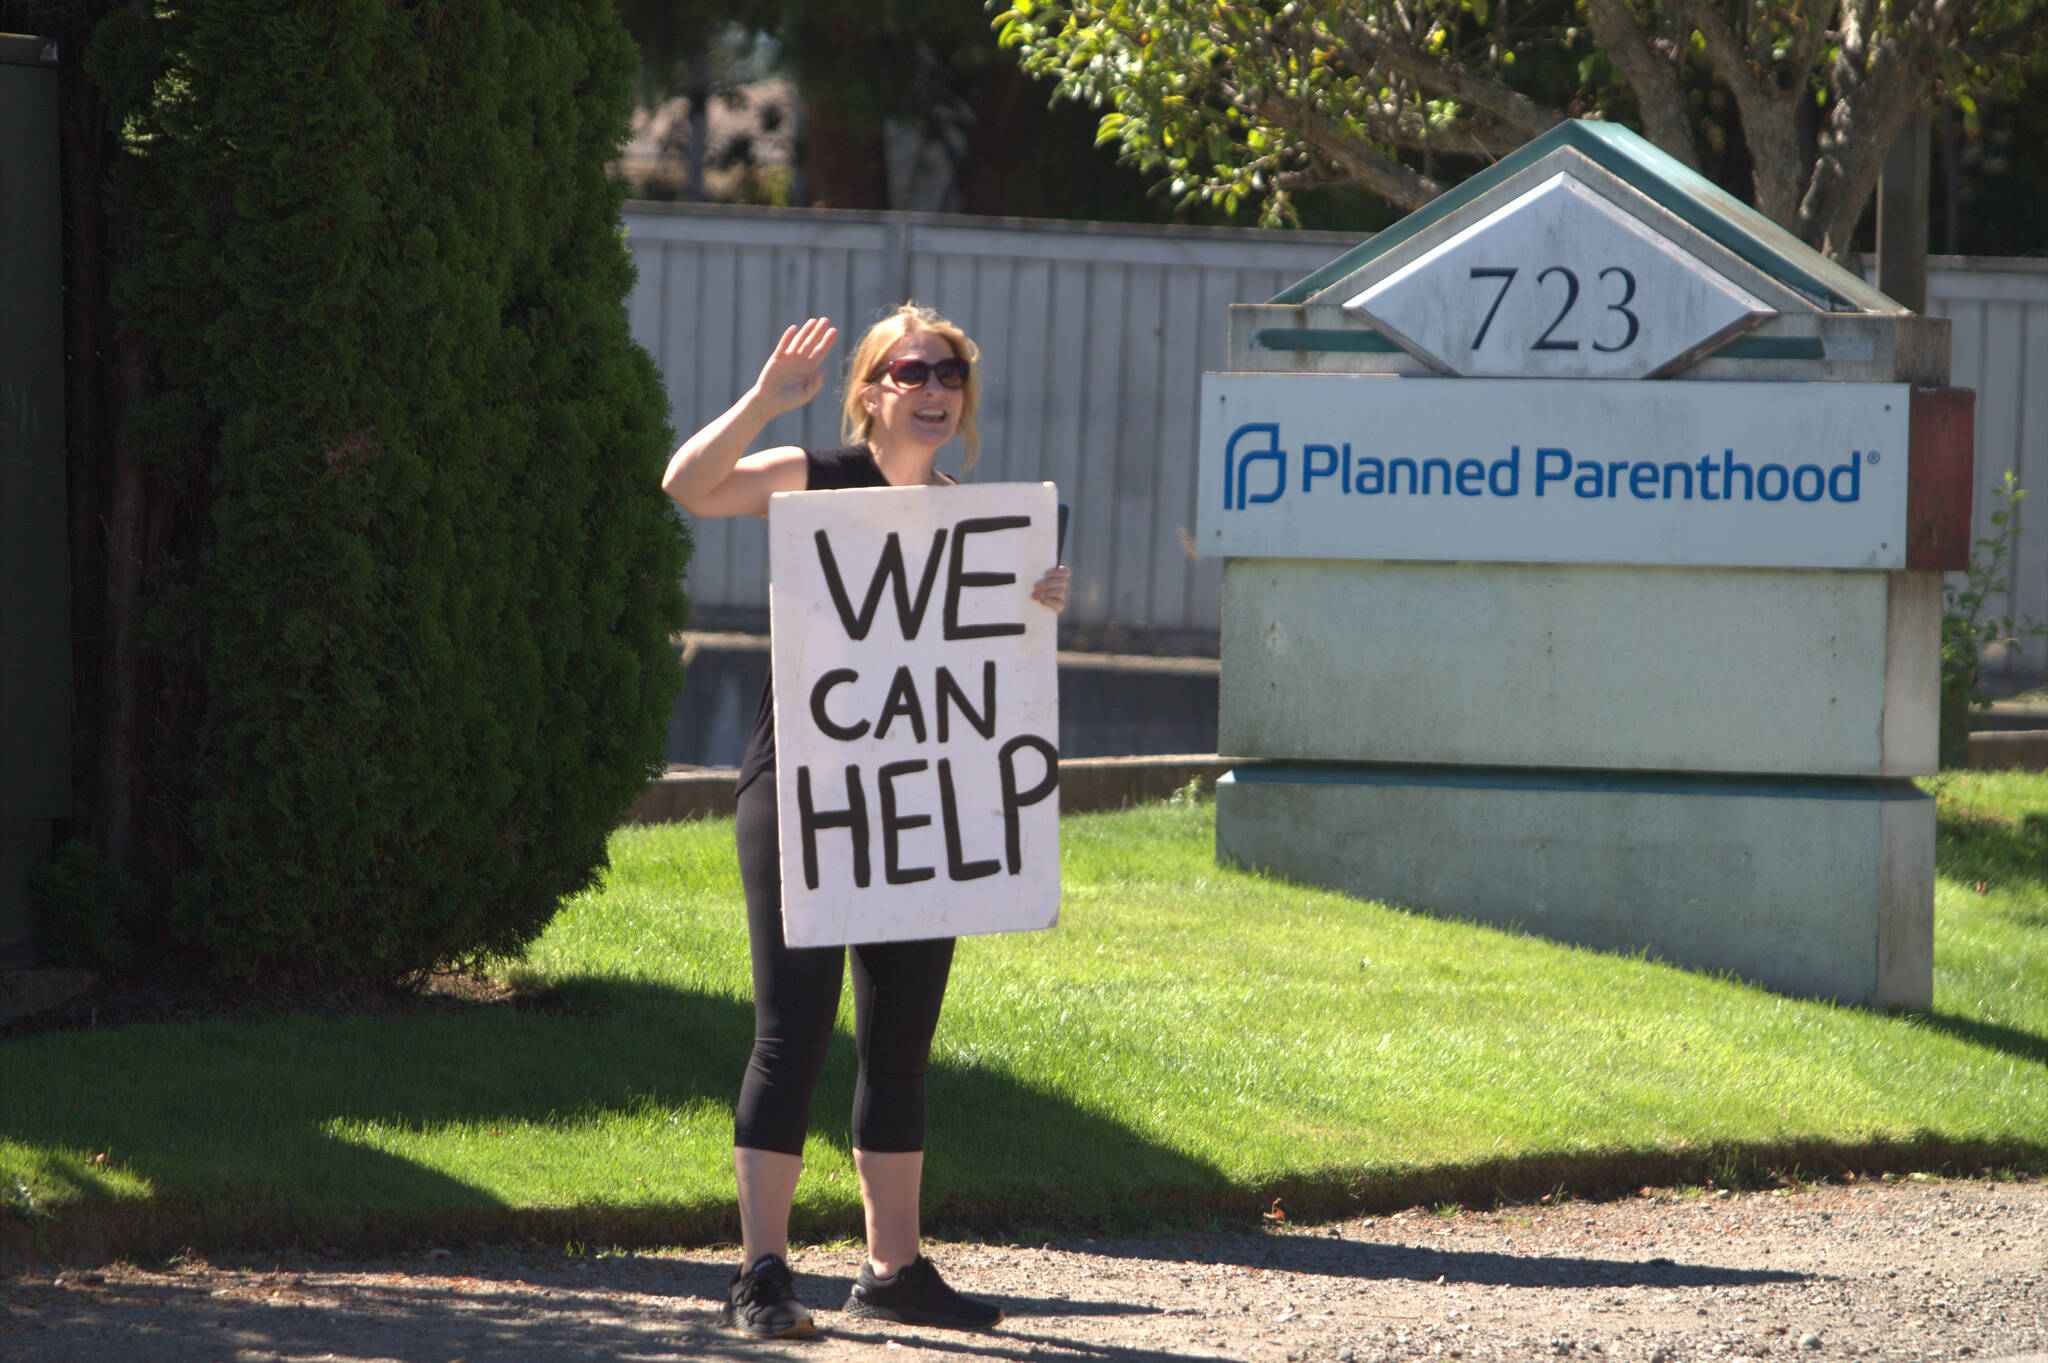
[0,972,1230,1261]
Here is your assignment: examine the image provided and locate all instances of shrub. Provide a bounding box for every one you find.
[91,0,686,980]
[1940,471,2043,767]
[29,838,144,973]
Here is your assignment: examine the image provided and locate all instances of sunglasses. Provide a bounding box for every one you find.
[874,357,971,390]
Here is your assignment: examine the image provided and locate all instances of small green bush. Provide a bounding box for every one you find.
[29,838,144,973]
[1941,471,2043,767]
[92,0,687,981]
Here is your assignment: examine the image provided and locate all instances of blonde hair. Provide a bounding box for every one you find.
[840,302,982,473]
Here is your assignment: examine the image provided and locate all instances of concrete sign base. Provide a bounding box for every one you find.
[1202,120,1949,1010]
[1216,763,1934,1008]
[1221,560,1939,778]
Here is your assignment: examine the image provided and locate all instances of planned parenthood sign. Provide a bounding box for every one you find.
[770,483,1061,947]
[1196,376,1909,569]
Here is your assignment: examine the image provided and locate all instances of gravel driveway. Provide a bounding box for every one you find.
[4,1176,2042,1362]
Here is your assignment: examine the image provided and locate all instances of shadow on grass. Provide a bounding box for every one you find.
[1936,805,2048,908]
[0,975,1231,1263]
[1915,1012,2048,1070]
[9,988,2048,1267]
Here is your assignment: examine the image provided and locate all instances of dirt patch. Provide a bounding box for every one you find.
[5,1177,2043,1361]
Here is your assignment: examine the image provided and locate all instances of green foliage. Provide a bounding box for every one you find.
[28,838,145,973]
[995,0,1607,224]
[996,0,2048,245]
[90,1,687,981]
[1941,472,2044,767]
[998,0,1356,226]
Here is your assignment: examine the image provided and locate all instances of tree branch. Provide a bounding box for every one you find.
[1380,113,1538,160]
[1327,12,1563,144]
[1802,0,1966,253]
[1236,84,1450,207]
[1680,0,1806,226]
[1951,4,2048,62]
[1581,0,1700,170]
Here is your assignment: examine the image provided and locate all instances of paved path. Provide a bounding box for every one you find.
[3,1177,2044,1361]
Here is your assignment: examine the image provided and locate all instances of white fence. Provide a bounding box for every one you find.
[623,203,1352,643]
[1926,258,2048,679]
[625,203,2048,670]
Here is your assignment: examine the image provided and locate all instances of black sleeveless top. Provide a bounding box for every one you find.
[734,445,895,796]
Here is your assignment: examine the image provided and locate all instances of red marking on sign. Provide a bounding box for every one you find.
[1907,387,1974,571]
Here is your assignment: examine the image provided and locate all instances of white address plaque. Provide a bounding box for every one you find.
[1195,375,1909,570]
[1347,173,1772,379]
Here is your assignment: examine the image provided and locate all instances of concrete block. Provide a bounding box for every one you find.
[622,771,742,825]
[1221,560,1938,777]
[1055,754,1233,812]
[1965,730,2048,772]
[666,633,770,770]
[1054,655,1220,759]
[1215,763,1933,1008]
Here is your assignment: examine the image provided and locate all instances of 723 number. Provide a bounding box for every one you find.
[1470,266,1640,353]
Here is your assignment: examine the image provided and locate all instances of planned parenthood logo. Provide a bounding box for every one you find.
[1223,421,1869,511]
[1199,375,1909,571]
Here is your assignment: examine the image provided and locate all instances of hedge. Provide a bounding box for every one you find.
[76,0,686,980]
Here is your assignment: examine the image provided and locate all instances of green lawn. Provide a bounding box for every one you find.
[5,773,2046,1258]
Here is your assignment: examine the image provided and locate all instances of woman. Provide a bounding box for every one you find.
[662,305,1068,1338]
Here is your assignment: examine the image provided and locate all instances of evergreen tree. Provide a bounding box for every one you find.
[72,0,686,981]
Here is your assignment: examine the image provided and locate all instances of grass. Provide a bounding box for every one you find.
[4,773,2047,1259]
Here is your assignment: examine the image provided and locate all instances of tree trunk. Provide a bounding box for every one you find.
[798,91,890,209]
[954,62,1047,218]
[15,0,196,914]
[1876,112,1930,311]
[1581,0,1702,171]
[54,14,113,864]
[683,50,709,202]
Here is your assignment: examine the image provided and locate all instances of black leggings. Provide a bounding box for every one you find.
[733,774,956,1156]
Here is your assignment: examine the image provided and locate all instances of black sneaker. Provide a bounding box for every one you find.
[843,1254,1003,1330]
[718,1254,816,1339]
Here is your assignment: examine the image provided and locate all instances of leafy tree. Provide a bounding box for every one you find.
[996,0,2048,251]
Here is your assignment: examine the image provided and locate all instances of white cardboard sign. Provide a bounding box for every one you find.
[770,483,1061,947]
[1196,374,1909,570]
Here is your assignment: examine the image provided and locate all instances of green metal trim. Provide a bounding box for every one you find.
[1268,251,1379,307]
[1219,761,1929,803]
[1252,329,1822,361]
[1714,336,1827,361]
[1566,122,1885,313]
[1267,128,1566,304]
[1268,119,1893,314]
[1252,328,1403,354]
[0,33,59,67]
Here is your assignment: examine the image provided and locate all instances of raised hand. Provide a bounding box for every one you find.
[753,317,839,420]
